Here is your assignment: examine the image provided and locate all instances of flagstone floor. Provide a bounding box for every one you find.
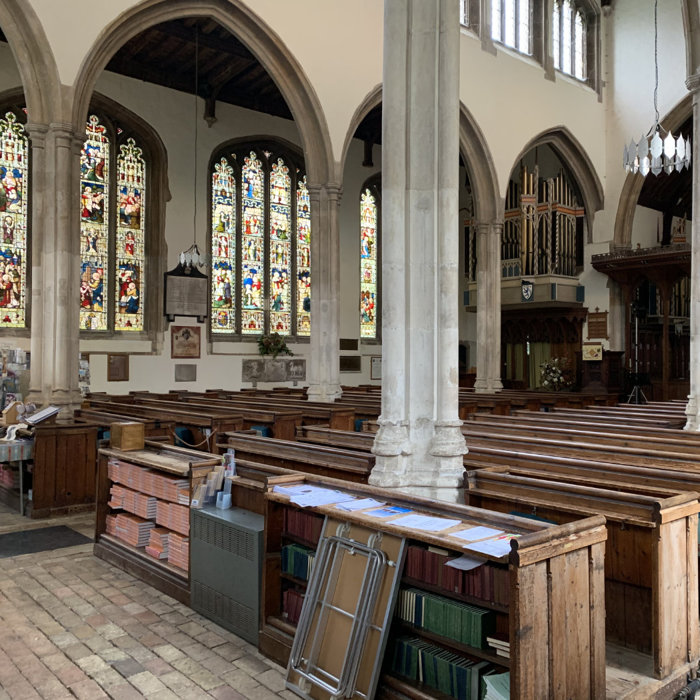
[0,503,288,699]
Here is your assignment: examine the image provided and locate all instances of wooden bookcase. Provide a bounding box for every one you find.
[248,472,607,700]
[94,440,220,604]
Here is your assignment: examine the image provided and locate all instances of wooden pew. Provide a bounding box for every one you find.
[75,408,174,442]
[128,395,303,441]
[218,433,374,483]
[84,399,243,450]
[464,466,700,680]
[297,425,375,452]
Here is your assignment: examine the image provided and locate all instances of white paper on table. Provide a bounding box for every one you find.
[273,484,316,496]
[334,498,386,512]
[389,514,462,532]
[289,486,355,508]
[451,525,504,542]
[445,554,487,571]
[463,535,517,558]
[365,506,413,518]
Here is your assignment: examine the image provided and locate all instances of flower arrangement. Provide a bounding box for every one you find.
[539,357,573,391]
[257,332,293,359]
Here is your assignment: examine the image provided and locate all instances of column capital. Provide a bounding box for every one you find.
[306,181,343,203]
[687,74,700,93]
[475,220,504,235]
[24,122,49,146]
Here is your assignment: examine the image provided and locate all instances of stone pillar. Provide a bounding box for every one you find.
[473,221,503,393]
[686,75,700,429]
[26,122,83,417]
[370,0,466,501]
[306,182,342,402]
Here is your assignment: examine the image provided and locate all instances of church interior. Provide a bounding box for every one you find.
[0,0,699,698]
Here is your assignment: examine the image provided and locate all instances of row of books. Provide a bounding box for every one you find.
[389,636,505,700]
[396,588,497,650]
[155,500,190,536]
[281,543,315,582]
[282,588,305,625]
[283,508,323,545]
[108,484,157,520]
[107,459,189,504]
[405,545,509,606]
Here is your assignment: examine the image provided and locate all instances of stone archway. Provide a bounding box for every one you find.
[71,0,334,187]
[0,0,61,124]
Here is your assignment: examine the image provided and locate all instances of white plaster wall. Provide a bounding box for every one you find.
[632,205,663,249]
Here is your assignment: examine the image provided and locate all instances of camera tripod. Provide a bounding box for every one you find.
[627,308,647,404]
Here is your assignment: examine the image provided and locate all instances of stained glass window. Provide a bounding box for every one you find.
[115,138,145,331]
[210,144,310,338]
[360,188,378,340]
[296,176,311,337]
[211,158,236,333]
[0,112,28,328]
[80,115,148,332]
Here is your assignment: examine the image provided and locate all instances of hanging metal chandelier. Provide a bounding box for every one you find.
[622,0,690,176]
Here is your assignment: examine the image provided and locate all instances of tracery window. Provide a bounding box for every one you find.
[360,179,380,341]
[553,0,587,80]
[491,0,531,55]
[79,114,147,332]
[0,112,28,328]
[210,143,310,337]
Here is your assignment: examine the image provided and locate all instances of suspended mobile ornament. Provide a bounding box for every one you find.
[622,0,691,176]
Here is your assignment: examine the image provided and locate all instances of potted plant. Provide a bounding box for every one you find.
[539,357,573,391]
[257,332,293,359]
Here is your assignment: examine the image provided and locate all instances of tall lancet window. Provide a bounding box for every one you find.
[80,115,147,331]
[360,183,380,340]
[210,142,310,338]
[0,112,28,328]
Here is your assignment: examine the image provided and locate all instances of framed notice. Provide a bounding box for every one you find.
[582,342,603,362]
[370,355,382,380]
[587,310,608,339]
[107,354,129,382]
[171,325,201,359]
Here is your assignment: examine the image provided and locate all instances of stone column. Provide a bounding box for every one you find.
[686,75,700,429]
[26,122,83,417]
[371,0,466,501]
[473,221,503,392]
[306,182,342,402]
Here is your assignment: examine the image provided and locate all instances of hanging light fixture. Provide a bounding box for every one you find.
[179,22,206,271]
[623,0,691,176]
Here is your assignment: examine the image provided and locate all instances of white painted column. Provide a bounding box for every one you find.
[26,122,82,416]
[685,76,700,429]
[473,221,503,393]
[306,182,342,402]
[371,0,466,501]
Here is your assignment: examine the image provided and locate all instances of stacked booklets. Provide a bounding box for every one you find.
[281,543,315,581]
[283,509,323,545]
[282,588,305,625]
[482,670,510,699]
[108,485,157,519]
[107,459,189,503]
[112,512,155,547]
[168,532,189,571]
[396,588,497,649]
[485,635,510,660]
[144,527,170,560]
[390,636,494,700]
[156,501,190,535]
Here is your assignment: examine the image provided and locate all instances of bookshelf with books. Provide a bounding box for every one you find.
[94,440,221,604]
[248,471,607,700]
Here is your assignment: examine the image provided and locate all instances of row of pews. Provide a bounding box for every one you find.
[79,388,700,697]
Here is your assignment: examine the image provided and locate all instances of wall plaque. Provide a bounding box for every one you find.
[242,358,306,384]
[164,263,208,322]
[587,310,608,339]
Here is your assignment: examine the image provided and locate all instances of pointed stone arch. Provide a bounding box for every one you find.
[71,0,334,187]
[613,94,692,249]
[0,0,61,124]
[681,0,700,80]
[340,84,382,176]
[459,103,501,223]
[509,127,604,241]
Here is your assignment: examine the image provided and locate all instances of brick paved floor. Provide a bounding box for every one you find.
[0,504,289,699]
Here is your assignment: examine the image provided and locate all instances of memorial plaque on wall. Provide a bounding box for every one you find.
[164,264,209,323]
[587,310,608,339]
